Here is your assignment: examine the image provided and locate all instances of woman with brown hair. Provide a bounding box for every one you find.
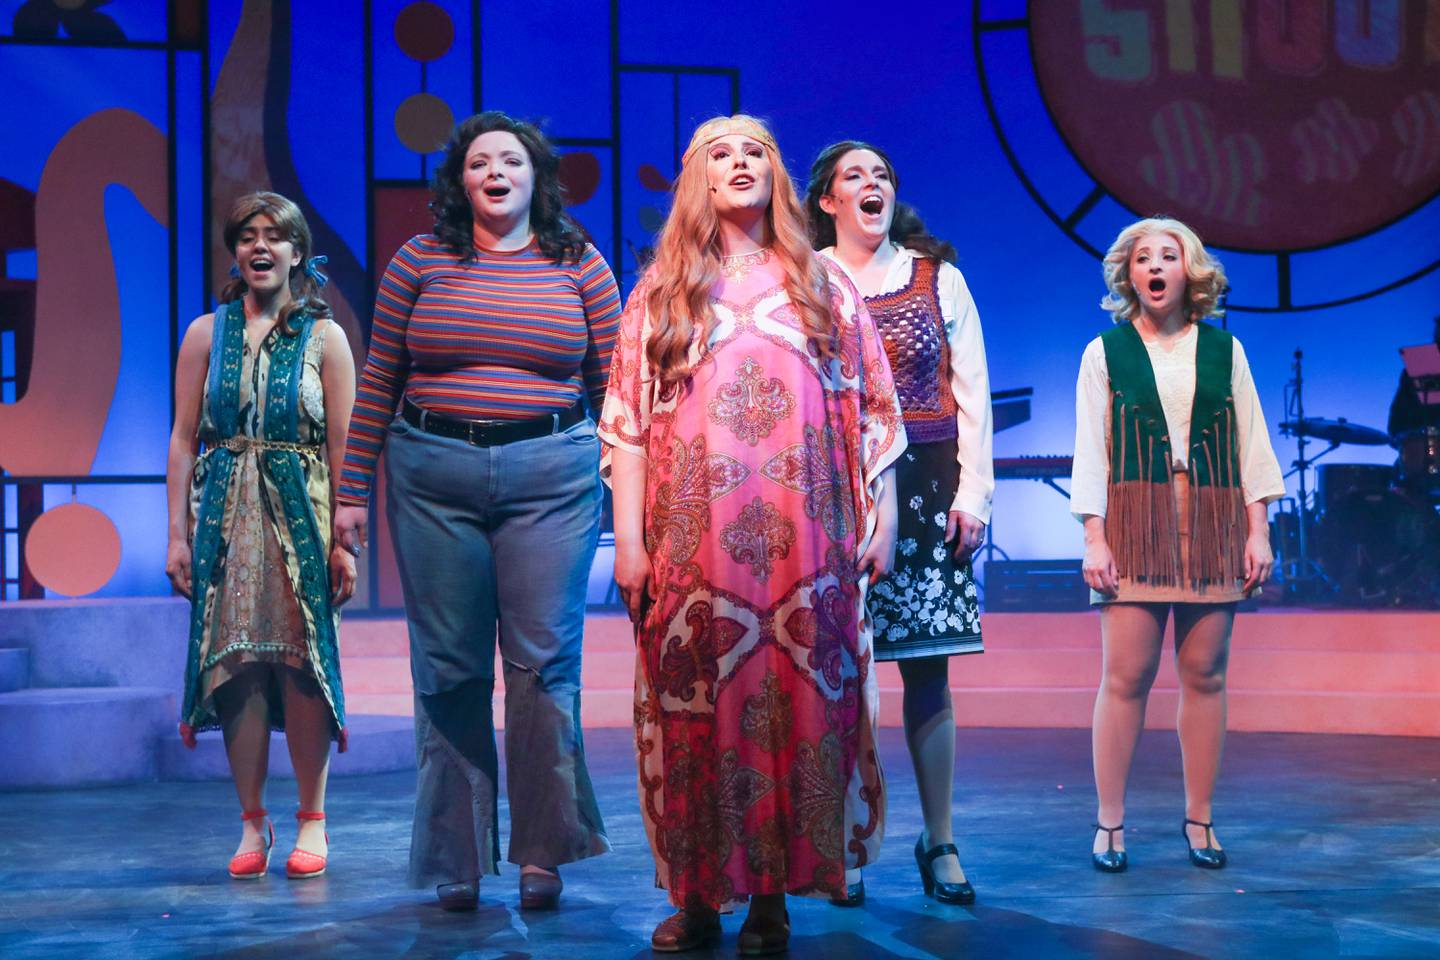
[806,140,992,906]
[166,191,356,881]
[600,115,905,954]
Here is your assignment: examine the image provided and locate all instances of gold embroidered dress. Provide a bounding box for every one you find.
[180,302,345,744]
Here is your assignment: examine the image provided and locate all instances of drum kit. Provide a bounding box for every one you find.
[1273,350,1440,607]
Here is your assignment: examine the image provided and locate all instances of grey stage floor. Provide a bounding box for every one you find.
[3,727,1438,959]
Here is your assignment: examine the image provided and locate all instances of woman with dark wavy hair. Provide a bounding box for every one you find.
[334,111,620,911]
[806,140,993,907]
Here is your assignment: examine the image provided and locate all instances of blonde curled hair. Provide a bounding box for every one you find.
[644,115,837,382]
[1100,217,1227,324]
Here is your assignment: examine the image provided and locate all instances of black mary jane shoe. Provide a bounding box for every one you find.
[914,835,976,904]
[519,868,563,910]
[1183,818,1228,869]
[1092,823,1127,873]
[436,880,479,912]
[829,875,865,907]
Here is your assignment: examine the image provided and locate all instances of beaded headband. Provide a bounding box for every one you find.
[681,116,778,166]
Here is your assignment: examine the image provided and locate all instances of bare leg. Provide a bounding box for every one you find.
[214,664,273,856]
[898,656,966,883]
[1092,603,1168,853]
[280,666,334,856]
[1173,602,1236,850]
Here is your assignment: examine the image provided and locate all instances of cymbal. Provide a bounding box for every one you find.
[1280,417,1391,446]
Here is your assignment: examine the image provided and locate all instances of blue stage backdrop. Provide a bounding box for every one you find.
[0,1,1436,607]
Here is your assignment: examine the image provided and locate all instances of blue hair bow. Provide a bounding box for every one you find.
[303,255,330,288]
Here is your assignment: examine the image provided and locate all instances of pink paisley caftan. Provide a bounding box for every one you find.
[598,250,906,909]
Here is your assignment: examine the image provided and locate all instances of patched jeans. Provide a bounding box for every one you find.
[384,412,610,885]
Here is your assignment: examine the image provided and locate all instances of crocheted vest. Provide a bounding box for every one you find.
[865,257,956,444]
[1101,321,1246,587]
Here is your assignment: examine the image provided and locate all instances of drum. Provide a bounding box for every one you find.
[1317,486,1440,606]
[1395,427,1440,495]
[1316,463,1393,514]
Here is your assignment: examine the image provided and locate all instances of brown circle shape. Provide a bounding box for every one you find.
[394,2,454,63]
[24,502,121,597]
[395,93,455,155]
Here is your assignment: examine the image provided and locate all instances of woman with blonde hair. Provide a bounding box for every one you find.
[600,115,905,953]
[1072,217,1282,873]
[166,191,356,880]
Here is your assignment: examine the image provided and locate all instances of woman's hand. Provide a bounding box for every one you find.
[1081,516,1120,596]
[859,466,900,586]
[333,504,368,557]
[945,510,987,563]
[165,539,193,598]
[1242,531,1274,595]
[858,510,899,586]
[614,540,654,624]
[330,543,358,606]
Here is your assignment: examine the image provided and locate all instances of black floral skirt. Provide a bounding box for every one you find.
[868,440,983,661]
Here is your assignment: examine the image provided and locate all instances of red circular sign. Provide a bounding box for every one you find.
[1029,1,1440,251]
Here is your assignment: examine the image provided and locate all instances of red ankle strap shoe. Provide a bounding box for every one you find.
[228,808,274,880]
[286,810,328,879]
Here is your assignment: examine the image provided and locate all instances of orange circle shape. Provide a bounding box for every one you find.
[395,2,454,63]
[395,93,455,155]
[24,503,122,597]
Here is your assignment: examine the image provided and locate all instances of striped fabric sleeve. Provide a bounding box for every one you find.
[337,237,422,504]
[576,245,622,411]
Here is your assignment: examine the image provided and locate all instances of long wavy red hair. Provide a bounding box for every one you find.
[644,115,837,382]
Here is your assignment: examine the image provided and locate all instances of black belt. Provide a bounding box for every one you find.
[401,397,585,447]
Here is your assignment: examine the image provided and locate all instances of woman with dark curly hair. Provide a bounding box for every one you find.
[333,111,620,910]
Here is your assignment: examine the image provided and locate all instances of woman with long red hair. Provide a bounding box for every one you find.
[600,115,906,954]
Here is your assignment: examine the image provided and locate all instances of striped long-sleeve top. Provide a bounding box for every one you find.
[338,234,622,504]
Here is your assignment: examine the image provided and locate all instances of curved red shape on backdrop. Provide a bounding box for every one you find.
[0,108,167,476]
[638,163,672,193]
[560,151,601,206]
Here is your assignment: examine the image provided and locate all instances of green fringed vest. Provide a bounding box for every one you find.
[1101,321,1246,587]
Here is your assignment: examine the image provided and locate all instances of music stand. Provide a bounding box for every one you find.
[1278,350,1337,600]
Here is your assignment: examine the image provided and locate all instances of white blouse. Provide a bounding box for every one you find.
[1071,324,1285,520]
[821,246,995,523]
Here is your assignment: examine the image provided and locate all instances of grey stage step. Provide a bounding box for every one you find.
[0,647,28,693]
[0,686,175,788]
